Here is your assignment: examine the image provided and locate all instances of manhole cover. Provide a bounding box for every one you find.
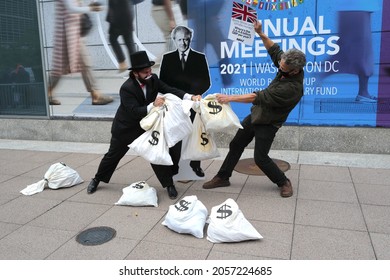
[76,226,116,246]
[234,158,290,176]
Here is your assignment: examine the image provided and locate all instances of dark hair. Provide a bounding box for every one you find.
[129,71,136,79]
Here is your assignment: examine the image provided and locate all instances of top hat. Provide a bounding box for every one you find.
[129,51,155,70]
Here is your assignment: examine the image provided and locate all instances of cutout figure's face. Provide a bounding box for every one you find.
[174,30,191,53]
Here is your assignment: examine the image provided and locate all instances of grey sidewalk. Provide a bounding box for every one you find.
[0,139,389,260]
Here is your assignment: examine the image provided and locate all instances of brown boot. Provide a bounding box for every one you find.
[92,95,113,105]
[118,61,128,73]
[91,91,114,105]
[279,179,293,197]
[203,175,230,189]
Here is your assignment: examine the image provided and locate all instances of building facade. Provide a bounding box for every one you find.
[0,0,389,154]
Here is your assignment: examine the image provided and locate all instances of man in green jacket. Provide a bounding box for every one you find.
[203,20,306,197]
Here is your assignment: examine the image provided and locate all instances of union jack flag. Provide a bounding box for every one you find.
[232,2,257,23]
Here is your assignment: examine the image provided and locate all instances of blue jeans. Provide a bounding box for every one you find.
[217,114,288,186]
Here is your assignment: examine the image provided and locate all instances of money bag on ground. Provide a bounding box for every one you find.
[20,162,83,195]
[162,195,208,238]
[207,198,263,243]
[115,181,158,207]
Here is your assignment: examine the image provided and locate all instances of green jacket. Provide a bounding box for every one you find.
[251,44,304,127]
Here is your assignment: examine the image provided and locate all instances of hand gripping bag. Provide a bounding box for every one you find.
[161,94,193,148]
[200,94,243,132]
[139,94,193,147]
[115,181,158,207]
[207,198,263,243]
[140,106,160,131]
[20,162,83,195]
[162,195,208,238]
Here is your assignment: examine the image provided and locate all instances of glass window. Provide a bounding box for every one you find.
[0,0,47,117]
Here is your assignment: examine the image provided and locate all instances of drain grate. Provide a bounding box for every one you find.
[76,226,116,246]
[234,158,290,176]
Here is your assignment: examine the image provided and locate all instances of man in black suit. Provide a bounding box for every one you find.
[87,51,201,199]
[160,25,211,177]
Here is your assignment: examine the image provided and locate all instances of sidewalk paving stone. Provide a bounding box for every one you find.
[0,140,389,260]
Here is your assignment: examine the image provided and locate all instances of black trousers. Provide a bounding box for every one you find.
[109,26,136,63]
[217,114,288,186]
[94,135,132,183]
[150,141,181,188]
[95,134,181,188]
[188,108,200,170]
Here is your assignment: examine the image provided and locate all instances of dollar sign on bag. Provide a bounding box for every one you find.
[216,204,233,219]
[207,101,222,115]
[175,199,191,212]
[133,182,145,189]
[200,132,209,146]
[148,131,160,145]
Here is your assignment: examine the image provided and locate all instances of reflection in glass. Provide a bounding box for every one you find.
[0,0,47,116]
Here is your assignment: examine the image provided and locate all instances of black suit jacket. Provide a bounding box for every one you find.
[106,0,133,32]
[160,49,211,95]
[111,73,186,141]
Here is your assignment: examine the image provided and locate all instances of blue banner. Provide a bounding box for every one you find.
[188,0,389,127]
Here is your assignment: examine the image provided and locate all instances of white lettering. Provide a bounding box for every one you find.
[318,16,331,34]
[307,37,325,56]
[221,87,263,94]
[239,78,267,86]
[283,17,299,36]
[315,87,338,95]
[305,87,315,95]
[326,36,339,55]
[221,41,239,59]
[261,16,331,37]
[222,16,339,58]
[299,16,318,35]
[304,77,316,86]
[262,18,281,36]
[241,44,253,58]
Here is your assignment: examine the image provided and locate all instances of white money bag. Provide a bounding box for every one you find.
[20,162,83,195]
[115,181,158,207]
[162,195,208,238]
[181,111,220,161]
[207,198,263,243]
[129,112,173,165]
[199,94,243,133]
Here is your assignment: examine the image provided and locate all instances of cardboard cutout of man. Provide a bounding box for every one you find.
[159,25,211,178]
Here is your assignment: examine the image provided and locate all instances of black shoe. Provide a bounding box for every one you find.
[87,178,99,194]
[192,167,205,177]
[166,185,178,200]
